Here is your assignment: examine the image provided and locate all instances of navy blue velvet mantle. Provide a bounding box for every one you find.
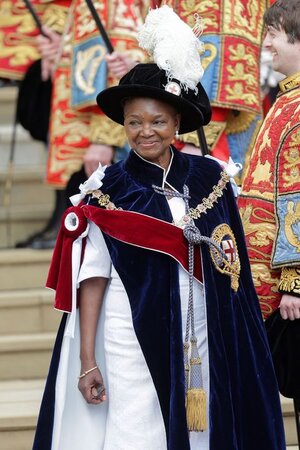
[33,148,285,450]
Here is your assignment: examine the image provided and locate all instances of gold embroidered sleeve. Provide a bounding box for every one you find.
[278,266,300,297]
[179,121,226,152]
[179,131,199,147]
[89,114,127,148]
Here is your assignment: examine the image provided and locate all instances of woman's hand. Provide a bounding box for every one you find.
[79,278,108,404]
[78,365,106,405]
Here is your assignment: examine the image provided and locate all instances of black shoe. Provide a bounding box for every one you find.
[16,225,59,249]
[15,230,46,248]
[26,227,59,250]
[16,189,67,249]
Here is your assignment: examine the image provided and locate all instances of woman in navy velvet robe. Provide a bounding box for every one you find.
[32,60,286,450]
[33,6,286,448]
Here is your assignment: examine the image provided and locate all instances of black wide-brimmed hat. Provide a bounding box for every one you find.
[96,63,211,134]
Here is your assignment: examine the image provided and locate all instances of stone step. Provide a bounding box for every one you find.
[0,205,53,249]
[0,380,298,450]
[0,288,59,335]
[0,379,44,450]
[0,124,47,170]
[0,168,54,206]
[281,395,300,447]
[0,332,56,381]
[0,249,52,291]
[0,167,55,248]
[0,86,18,126]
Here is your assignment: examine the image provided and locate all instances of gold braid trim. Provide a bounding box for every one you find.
[179,121,226,151]
[88,171,229,220]
[179,131,199,147]
[90,114,127,147]
[278,267,300,296]
[279,72,300,93]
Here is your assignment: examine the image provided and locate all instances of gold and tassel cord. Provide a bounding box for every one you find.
[185,339,207,432]
[153,183,212,432]
[182,183,209,432]
[186,388,207,432]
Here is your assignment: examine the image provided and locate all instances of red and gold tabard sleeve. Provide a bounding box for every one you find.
[47,0,150,187]
[238,103,280,317]
[271,78,300,272]
[89,0,149,144]
[0,0,42,79]
[238,76,300,317]
[72,0,147,141]
[0,0,69,80]
[164,0,268,181]
[46,0,87,187]
[39,0,70,33]
[46,64,92,187]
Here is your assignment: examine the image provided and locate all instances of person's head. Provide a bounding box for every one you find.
[123,97,180,168]
[96,63,211,167]
[263,0,300,76]
[96,6,211,168]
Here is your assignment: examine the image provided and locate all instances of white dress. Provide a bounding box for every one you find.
[51,197,210,450]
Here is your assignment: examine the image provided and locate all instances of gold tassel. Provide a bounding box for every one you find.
[186,339,207,432]
[186,388,207,432]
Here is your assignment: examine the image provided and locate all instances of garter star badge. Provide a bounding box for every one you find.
[210,224,241,292]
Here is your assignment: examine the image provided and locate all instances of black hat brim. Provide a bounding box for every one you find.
[96,84,211,134]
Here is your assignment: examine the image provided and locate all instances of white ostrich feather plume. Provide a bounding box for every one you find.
[138,5,204,93]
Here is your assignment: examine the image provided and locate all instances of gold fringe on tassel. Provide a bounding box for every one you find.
[186,388,207,432]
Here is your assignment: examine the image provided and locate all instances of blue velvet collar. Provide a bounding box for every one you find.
[124,146,190,191]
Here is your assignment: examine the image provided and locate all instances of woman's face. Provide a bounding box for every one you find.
[123,97,180,169]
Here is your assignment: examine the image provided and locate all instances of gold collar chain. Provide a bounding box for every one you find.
[174,171,230,228]
[279,71,300,93]
[88,170,230,223]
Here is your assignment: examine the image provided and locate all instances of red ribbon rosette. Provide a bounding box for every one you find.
[46,206,88,312]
